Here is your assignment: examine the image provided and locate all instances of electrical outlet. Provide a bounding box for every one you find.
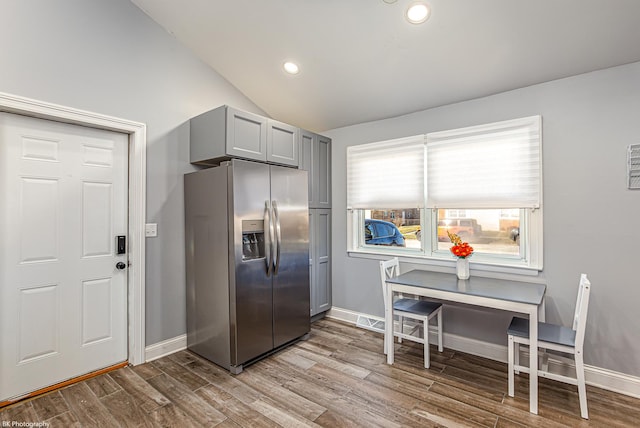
[145,223,158,237]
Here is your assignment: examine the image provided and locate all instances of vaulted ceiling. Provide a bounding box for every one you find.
[131,0,640,132]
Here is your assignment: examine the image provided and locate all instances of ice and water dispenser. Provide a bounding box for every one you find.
[241,219,265,260]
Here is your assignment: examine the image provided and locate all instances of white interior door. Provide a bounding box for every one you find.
[0,112,128,401]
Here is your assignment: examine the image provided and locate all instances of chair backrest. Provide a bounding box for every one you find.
[573,274,591,350]
[379,257,400,308]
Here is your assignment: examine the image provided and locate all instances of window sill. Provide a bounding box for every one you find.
[347,248,541,277]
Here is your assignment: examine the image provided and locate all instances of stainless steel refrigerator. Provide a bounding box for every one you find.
[184,159,310,374]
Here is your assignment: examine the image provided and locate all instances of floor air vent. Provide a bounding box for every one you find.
[356,315,385,333]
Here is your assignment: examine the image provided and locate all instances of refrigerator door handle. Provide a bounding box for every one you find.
[273,200,282,275]
[265,200,274,277]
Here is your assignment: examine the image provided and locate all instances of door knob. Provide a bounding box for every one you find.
[116,262,127,270]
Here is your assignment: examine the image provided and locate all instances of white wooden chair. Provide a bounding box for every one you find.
[380,257,443,368]
[507,274,591,419]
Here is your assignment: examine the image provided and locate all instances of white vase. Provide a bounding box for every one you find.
[456,257,469,280]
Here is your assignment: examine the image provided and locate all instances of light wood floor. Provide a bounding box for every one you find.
[1,318,639,427]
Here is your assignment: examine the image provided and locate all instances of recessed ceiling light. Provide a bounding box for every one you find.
[283,62,300,75]
[406,2,430,24]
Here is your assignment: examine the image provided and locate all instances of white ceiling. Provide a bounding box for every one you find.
[131,0,640,132]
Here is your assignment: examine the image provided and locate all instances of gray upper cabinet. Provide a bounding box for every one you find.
[226,107,267,161]
[299,130,332,208]
[267,119,299,166]
[315,135,331,208]
[190,105,299,167]
[299,130,314,205]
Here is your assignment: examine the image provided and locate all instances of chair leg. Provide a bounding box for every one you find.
[423,317,430,369]
[575,351,589,419]
[514,342,520,375]
[398,315,403,343]
[508,335,515,397]
[384,309,390,355]
[437,309,443,352]
[383,335,388,355]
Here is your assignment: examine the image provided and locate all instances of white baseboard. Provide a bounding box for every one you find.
[144,334,187,362]
[326,306,640,399]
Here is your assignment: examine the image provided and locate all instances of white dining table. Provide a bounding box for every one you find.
[385,269,546,414]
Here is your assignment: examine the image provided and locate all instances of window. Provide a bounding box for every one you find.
[361,209,421,249]
[436,209,521,256]
[347,116,543,270]
[347,135,425,252]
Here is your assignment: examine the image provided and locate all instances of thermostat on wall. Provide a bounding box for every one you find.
[628,144,640,189]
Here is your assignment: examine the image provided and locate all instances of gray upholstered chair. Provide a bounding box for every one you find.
[507,273,591,419]
[380,257,443,368]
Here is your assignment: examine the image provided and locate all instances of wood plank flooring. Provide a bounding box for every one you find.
[1,318,639,427]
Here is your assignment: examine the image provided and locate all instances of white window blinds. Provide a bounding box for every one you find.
[347,135,425,209]
[426,116,541,209]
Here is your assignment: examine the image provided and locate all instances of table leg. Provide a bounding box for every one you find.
[385,283,394,365]
[529,309,538,414]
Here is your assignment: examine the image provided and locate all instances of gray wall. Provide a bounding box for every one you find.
[325,61,640,377]
[0,0,266,345]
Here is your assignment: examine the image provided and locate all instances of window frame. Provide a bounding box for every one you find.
[346,116,543,273]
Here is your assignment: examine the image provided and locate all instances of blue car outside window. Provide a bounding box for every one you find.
[364,219,405,247]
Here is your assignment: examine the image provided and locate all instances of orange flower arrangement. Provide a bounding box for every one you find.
[447,231,474,258]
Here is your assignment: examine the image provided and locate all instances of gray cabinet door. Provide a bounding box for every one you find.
[299,129,314,205]
[310,209,331,315]
[226,107,268,162]
[315,135,332,209]
[299,131,331,208]
[308,209,316,316]
[267,119,299,166]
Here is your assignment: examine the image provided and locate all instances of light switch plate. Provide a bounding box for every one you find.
[145,223,158,237]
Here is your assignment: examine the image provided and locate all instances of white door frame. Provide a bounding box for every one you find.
[0,91,146,366]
